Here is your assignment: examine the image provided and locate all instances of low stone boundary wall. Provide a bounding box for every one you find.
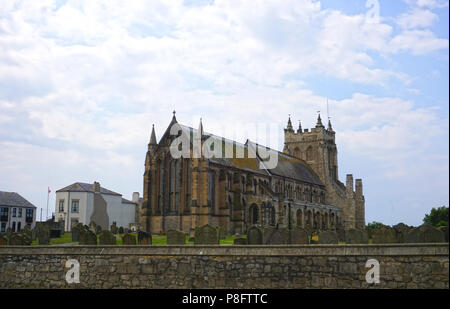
[0,243,448,289]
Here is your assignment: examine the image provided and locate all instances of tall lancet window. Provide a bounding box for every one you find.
[175,159,182,212]
[158,156,165,215]
[208,170,215,209]
[170,159,175,212]
[185,159,191,213]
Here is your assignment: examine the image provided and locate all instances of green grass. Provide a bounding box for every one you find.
[32,232,75,246]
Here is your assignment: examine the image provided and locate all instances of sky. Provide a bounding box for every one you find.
[0,0,448,226]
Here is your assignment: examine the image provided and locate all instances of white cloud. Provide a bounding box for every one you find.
[397,9,439,29]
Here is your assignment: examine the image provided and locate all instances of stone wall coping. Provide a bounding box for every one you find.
[0,243,448,257]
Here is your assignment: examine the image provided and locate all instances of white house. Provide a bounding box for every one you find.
[0,191,37,233]
[54,181,140,231]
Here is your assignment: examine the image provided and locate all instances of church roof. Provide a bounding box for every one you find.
[0,191,37,208]
[175,124,324,186]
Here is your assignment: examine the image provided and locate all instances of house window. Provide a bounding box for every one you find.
[26,209,33,223]
[0,207,8,221]
[1,222,5,233]
[12,208,16,217]
[18,208,22,217]
[71,200,79,213]
[59,200,64,212]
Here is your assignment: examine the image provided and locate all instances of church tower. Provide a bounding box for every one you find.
[283,114,364,229]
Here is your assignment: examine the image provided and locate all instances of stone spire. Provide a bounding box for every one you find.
[297,120,302,133]
[316,113,324,128]
[286,115,294,132]
[170,110,177,124]
[198,117,203,136]
[327,118,333,131]
[149,124,157,145]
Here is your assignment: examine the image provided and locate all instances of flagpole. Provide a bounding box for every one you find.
[46,187,49,221]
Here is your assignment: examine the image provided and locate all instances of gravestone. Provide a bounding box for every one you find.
[37,225,50,245]
[217,226,226,240]
[290,227,309,244]
[99,230,116,245]
[263,227,289,245]
[336,228,346,242]
[345,229,368,244]
[318,231,338,244]
[89,221,98,234]
[118,227,124,234]
[71,223,83,242]
[6,228,12,240]
[79,228,97,245]
[31,227,38,241]
[441,226,449,242]
[406,224,445,243]
[95,225,102,235]
[138,231,152,245]
[19,232,32,245]
[22,225,32,239]
[167,230,186,245]
[194,225,219,245]
[233,237,247,245]
[0,235,7,246]
[247,226,263,245]
[110,224,118,234]
[371,226,397,244]
[122,233,137,245]
[9,234,27,246]
[393,223,413,243]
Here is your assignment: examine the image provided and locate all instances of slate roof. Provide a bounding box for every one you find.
[173,124,324,186]
[0,191,37,208]
[55,182,122,196]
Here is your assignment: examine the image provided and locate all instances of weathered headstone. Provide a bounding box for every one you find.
[263,227,289,245]
[118,226,124,234]
[344,229,368,244]
[336,228,346,242]
[122,233,137,245]
[406,224,445,243]
[393,223,413,243]
[71,223,83,242]
[167,230,186,245]
[194,224,219,245]
[217,226,226,240]
[317,231,338,244]
[37,225,50,245]
[138,231,152,245]
[89,221,97,234]
[247,226,263,245]
[110,224,118,234]
[9,234,27,246]
[95,225,102,235]
[441,226,449,242]
[99,230,116,245]
[371,226,397,244]
[290,227,309,244]
[19,232,32,245]
[233,237,247,245]
[31,227,38,241]
[79,228,97,245]
[0,235,7,246]
[6,228,12,240]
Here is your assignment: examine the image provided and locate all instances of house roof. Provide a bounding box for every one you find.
[0,191,37,208]
[169,124,324,186]
[55,182,122,196]
[121,198,136,205]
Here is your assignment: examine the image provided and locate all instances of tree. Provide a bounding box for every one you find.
[423,206,448,228]
[366,221,384,231]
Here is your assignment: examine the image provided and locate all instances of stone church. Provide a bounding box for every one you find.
[140,112,365,235]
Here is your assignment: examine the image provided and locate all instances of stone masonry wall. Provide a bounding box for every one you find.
[0,244,448,289]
